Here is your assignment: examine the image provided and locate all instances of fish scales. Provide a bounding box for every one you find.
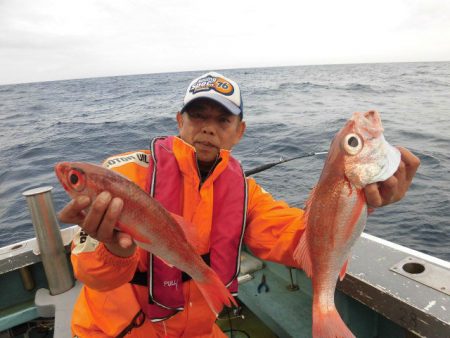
[294,110,401,338]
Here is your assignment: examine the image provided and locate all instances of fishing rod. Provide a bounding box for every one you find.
[245,151,328,176]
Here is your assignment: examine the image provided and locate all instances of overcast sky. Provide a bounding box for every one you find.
[1,0,449,85]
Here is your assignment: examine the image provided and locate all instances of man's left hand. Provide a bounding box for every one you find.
[364,147,420,208]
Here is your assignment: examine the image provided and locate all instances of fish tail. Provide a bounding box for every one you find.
[194,269,237,316]
[313,303,355,338]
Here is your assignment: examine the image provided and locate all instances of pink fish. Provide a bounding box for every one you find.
[294,111,401,338]
[55,162,237,315]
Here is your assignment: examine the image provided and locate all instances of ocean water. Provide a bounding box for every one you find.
[0,62,449,261]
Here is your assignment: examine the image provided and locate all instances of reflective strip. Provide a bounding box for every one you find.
[226,175,248,288]
[149,138,160,197]
[103,152,149,169]
[71,229,99,254]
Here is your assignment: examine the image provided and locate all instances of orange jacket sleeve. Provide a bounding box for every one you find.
[71,232,140,291]
[244,177,305,268]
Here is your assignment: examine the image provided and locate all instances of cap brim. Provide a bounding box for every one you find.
[181,92,241,115]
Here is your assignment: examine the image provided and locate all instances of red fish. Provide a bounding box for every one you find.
[294,111,401,338]
[55,162,237,315]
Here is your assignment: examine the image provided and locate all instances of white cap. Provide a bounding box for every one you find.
[181,71,243,116]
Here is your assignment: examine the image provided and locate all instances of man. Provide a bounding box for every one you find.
[59,71,420,337]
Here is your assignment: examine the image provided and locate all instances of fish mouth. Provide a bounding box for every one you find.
[352,110,383,139]
[54,162,70,191]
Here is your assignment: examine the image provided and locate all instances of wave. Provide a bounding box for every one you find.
[0,87,13,93]
[278,81,329,91]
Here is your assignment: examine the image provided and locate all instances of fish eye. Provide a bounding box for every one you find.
[67,169,86,192]
[348,136,359,147]
[70,173,78,185]
[343,133,363,155]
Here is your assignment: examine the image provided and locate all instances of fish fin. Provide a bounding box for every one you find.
[339,259,349,281]
[293,233,313,278]
[116,221,152,245]
[158,257,174,268]
[313,305,355,338]
[170,213,199,246]
[194,269,238,316]
[343,190,367,239]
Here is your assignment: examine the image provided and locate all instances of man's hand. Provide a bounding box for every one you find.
[365,147,420,208]
[58,191,136,257]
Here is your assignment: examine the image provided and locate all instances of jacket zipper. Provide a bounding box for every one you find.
[194,153,221,190]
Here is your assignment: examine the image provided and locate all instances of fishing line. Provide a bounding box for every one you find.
[244,151,328,176]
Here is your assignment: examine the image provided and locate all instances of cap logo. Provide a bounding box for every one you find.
[189,75,234,96]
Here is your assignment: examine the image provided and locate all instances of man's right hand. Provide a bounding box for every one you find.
[58,191,136,257]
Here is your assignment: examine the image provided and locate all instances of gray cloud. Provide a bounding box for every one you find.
[1,0,449,85]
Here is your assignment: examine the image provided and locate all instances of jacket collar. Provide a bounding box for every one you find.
[172,136,231,186]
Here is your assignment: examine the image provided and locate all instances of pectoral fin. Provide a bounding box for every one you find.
[293,233,313,278]
[339,259,349,281]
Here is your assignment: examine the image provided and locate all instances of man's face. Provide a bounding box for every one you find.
[177,99,246,169]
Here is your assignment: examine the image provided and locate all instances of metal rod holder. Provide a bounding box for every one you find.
[286,267,299,291]
[19,266,35,291]
[23,186,74,295]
